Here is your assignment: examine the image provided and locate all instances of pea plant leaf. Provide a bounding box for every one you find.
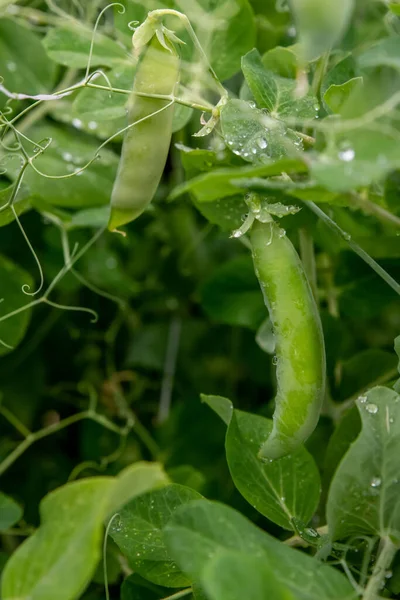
[200,256,266,330]
[225,409,321,530]
[220,99,303,163]
[0,18,56,102]
[42,26,129,68]
[327,386,400,542]
[2,123,119,208]
[1,478,115,600]
[170,158,307,203]
[242,48,319,118]
[164,499,356,599]
[109,484,203,588]
[202,550,296,600]
[323,77,363,114]
[358,37,400,71]
[0,492,23,530]
[0,255,33,356]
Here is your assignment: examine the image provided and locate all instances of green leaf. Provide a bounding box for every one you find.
[358,37,400,71]
[42,26,128,68]
[262,45,299,79]
[66,205,111,230]
[170,159,307,203]
[0,492,23,530]
[110,484,203,588]
[290,0,355,61]
[1,478,115,600]
[0,18,56,101]
[167,466,206,493]
[164,499,356,599]
[202,550,295,600]
[201,394,234,426]
[226,410,321,529]
[108,461,170,515]
[311,129,400,192]
[242,48,318,118]
[200,256,266,330]
[327,386,400,541]
[220,99,303,163]
[0,255,33,356]
[323,77,363,114]
[3,123,119,208]
[193,195,248,232]
[0,184,32,227]
[73,65,134,122]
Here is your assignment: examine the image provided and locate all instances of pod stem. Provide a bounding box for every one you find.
[148,9,228,98]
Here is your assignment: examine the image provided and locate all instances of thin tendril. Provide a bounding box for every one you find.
[42,298,99,323]
[12,207,44,297]
[103,513,120,600]
[85,3,125,81]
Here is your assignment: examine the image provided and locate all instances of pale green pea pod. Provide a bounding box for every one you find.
[108,35,180,231]
[289,0,354,61]
[250,219,326,460]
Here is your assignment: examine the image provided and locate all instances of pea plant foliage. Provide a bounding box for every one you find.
[0,0,400,599]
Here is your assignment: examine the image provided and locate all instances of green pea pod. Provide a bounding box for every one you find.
[290,0,354,61]
[250,219,326,460]
[108,36,180,231]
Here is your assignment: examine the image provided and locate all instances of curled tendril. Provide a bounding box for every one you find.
[128,20,140,31]
[85,3,125,81]
[12,206,45,297]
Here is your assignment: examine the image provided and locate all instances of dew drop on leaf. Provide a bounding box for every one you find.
[366,403,378,414]
[370,477,381,488]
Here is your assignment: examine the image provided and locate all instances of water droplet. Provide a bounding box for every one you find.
[305,527,318,538]
[386,570,393,579]
[231,229,242,239]
[88,121,98,130]
[272,355,278,365]
[370,477,381,488]
[366,403,378,414]
[278,228,286,238]
[248,101,256,109]
[106,257,117,269]
[72,118,82,129]
[6,61,16,72]
[62,152,73,162]
[257,138,268,149]
[358,395,368,404]
[338,148,355,162]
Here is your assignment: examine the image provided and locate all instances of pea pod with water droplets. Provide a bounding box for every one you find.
[250,219,326,460]
[108,34,180,231]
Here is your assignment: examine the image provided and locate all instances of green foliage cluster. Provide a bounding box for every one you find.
[0,0,399,599]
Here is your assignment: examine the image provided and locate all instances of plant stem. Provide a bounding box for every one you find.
[0,410,128,477]
[363,537,398,600]
[349,193,400,229]
[304,201,400,296]
[161,590,192,600]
